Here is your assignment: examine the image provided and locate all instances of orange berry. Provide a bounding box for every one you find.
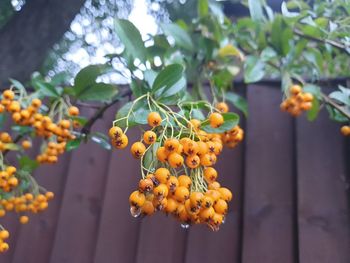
[200,154,215,166]
[138,178,154,193]
[113,134,128,149]
[290,85,302,95]
[68,106,79,116]
[129,190,146,208]
[215,102,229,113]
[31,98,42,108]
[109,126,123,140]
[147,112,162,127]
[183,140,199,156]
[130,142,146,159]
[300,102,312,111]
[178,175,192,188]
[0,230,9,239]
[197,141,208,156]
[204,167,218,183]
[168,152,184,168]
[199,207,215,221]
[164,138,179,153]
[45,191,55,200]
[218,187,233,202]
[214,199,228,214]
[141,201,155,215]
[174,186,189,202]
[190,192,204,208]
[167,176,179,192]
[188,119,201,130]
[8,101,20,112]
[341,125,350,136]
[19,215,29,224]
[303,93,314,102]
[154,168,170,184]
[201,196,214,208]
[0,242,9,253]
[21,140,31,149]
[153,184,168,199]
[3,90,14,100]
[209,112,224,128]
[164,198,177,213]
[156,146,168,162]
[143,131,157,144]
[185,155,200,169]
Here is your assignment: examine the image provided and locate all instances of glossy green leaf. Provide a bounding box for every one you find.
[244,56,265,83]
[115,19,147,62]
[19,156,39,172]
[90,132,111,150]
[66,138,82,152]
[161,23,194,51]
[152,64,185,95]
[225,92,248,117]
[73,64,107,95]
[307,97,320,121]
[78,83,118,102]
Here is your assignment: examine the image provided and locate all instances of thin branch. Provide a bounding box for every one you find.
[80,88,132,135]
[321,92,350,119]
[294,29,350,55]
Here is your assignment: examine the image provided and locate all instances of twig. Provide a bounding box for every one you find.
[80,88,132,135]
[294,29,350,55]
[321,92,350,119]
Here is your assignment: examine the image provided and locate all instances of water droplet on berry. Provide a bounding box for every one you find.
[130,206,141,218]
[181,223,190,229]
[222,217,226,224]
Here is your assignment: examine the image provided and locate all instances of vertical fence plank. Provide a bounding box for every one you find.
[184,142,244,263]
[242,85,296,263]
[93,128,142,263]
[49,108,114,263]
[11,153,71,263]
[297,110,350,262]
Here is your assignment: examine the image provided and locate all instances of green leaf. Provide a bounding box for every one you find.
[4,143,20,151]
[198,0,209,17]
[115,98,149,128]
[66,138,82,151]
[19,156,39,172]
[248,0,264,21]
[9,78,26,93]
[78,83,118,102]
[225,92,248,117]
[244,56,265,83]
[115,19,147,62]
[271,15,293,56]
[11,125,33,135]
[307,97,320,121]
[303,84,321,99]
[0,114,7,128]
[32,78,60,98]
[90,132,111,150]
[260,47,277,62]
[152,64,185,96]
[201,112,240,134]
[161,23,194,51]
[73,64,107,95]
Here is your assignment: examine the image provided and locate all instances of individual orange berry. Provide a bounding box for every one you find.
[0,230,9,239]
[19,215,29,224]
[206,190,221,204]
[156,147,168,162]
[183,140,199,156]
[341,125,350,136]
[209,112,224,128]
[190,192,204,208]
[8,101,20,112]
[0,242,9,253]
[178,175,192,188]
[129,191,146,208]
[109,126,123,139]
[214,199,228,214]
[201,196,214,208]
[141,201,155,215]
[215,102,229,113]
[143,130,157,144]
[164,138,179,153]
[68,106,79,116]
[290,85,302,95]
[199,207,215,221]
[21,140,31,149]
[188,119,201,130]
[164,198,178,214]
[0,104,4,113]
[180,137,191,146]
[31,98,42,108]
[167,176,179,192]
[174,186,190,202]
[153,184,169,199]
[59,119,71,129]
[300,102,312,111]
[197,141,208,156]
[147,112,162,127]
[154,168,170,184]
[208,181,221,190]
[3,89,14,100]
[200,154,215,166]
[0,132,12,143]
[168,152,184,168]
[45,191,55,200]
[0,210,6,217]
[8,177,18,187]
[218,187,233,202]
[204,167,218,183]
[113,134,128,149]
[303,93,314,102]
[138,178,154,193]
[185,155,200,169]
[130,142,146,159]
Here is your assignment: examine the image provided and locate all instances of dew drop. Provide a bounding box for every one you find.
[181,223,190,229]
[130,206,141,218]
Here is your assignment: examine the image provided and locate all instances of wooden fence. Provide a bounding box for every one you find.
[1,84,350,263]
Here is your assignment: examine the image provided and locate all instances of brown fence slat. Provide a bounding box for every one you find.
[11,153,71,263]
[136,214,187,263]
[297,111,350,262]
[49,109,113,263]
[242,85,296,263]
[185,143,244,263]
[93,129,141,263]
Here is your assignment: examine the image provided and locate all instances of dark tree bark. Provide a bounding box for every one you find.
[0,0,86,87]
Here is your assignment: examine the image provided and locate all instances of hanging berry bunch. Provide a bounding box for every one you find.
[0,84,81,253]
[280,85,314,117]
[109,92,243,231]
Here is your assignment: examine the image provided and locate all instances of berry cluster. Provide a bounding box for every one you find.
[110,97,243,231]
[0,166,18,192]
[280,85,314,116]
[0,87,80,253]
[0,229,9,253]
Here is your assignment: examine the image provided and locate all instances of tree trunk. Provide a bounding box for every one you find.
[0,0,86,87]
